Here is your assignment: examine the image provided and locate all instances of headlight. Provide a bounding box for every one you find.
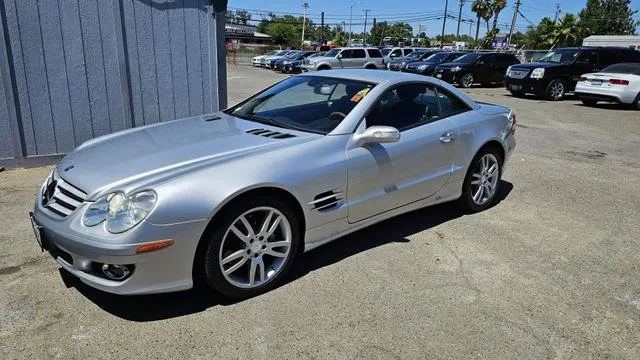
[283,60,291,65]
[451,66,462,72]
[82,196,109,226]
[82,190,156,233]
[418,65,429,70]
[530,68,545,79]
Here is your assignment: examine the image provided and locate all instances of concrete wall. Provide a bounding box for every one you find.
[0,0,227,168]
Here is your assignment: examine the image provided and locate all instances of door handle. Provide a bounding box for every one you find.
[440,132,456,143]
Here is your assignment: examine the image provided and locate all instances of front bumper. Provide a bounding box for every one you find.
[504,77,548,95]
[32,189,209,295]
[433,70,457,83]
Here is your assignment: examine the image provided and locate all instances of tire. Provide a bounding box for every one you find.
[317,65,330,71]
[199,195,301,299]
[459,147,503,213]
[545,79,566,101]
[634,93,640,110]
[459,73,474,88]
[581,99,597,106]
[365,64,377,70]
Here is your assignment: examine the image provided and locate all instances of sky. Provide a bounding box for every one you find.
[228,0,640,37]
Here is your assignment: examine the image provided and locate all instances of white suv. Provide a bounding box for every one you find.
[302,47,385,71]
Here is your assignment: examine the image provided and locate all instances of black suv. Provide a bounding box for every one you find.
[434,52,520,88]
[504,47,640,100]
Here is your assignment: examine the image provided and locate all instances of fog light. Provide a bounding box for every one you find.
[101,264,133,281]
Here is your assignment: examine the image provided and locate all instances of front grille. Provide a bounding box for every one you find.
[42,173,87,217]
[508,69,529,79]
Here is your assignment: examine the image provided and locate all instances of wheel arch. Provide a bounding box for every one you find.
[475,139,506,167]
[192,186,307,282]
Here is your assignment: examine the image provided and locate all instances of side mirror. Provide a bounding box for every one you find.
[354,126,400,146]
[337,53,343,59]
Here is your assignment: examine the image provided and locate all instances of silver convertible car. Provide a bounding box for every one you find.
[31,70,516,298]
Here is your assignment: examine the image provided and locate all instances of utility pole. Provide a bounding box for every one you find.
[440,0,449,48]
[363,9,370,46]
[554,4,561,22]
[320,12,325,46]
[507,0,521,47]
[372,18,376,46]
[349,2,360,47]
[301,2,308,49]
[456,0,466,37]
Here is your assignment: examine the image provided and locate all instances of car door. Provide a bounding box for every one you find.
[346,83,459,223]
[338,49,353,68]
[572,50,598,85]
[350,49,367,68]
[472,54,490,83]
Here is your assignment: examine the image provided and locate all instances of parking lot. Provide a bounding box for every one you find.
[1,64,639,359]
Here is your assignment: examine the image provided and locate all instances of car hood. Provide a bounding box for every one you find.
[510,62,565,69]
[57,113,318,199]
[436,62,470,69]
[408,60,440,67]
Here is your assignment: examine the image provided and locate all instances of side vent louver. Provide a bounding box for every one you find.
[202,115,221,122]
[246,128,296,139]
[309,191,343,211]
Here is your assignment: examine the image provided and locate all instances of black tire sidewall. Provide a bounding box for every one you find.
[460,73,473,88]
[545,79,565,101]
[460,148,503,213]
[201,195,301,299]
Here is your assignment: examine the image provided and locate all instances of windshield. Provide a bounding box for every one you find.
[452,53,484,63]
[425,52,453,62]
[324,48,341,57]
[225,76,376,135]
[538,49,580,64]
[380,48,391,56]
[601,63,640,75]
[403,52,426,61]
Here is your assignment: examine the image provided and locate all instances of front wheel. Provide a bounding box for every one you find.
[460,149,503,212]
[459,73,474,88]
[545,79,566,101]
[200,196,300,299]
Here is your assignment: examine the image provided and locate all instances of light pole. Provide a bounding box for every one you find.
[348,1,361,47]
[301,2,308,49]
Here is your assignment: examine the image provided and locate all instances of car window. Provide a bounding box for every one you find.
[340,50,353,59]
[575,51,596,65]
[366,84,442,131]
[619,50,640,62]
[436,88,471,117]
[226,76,375,135]
[367,49,383,58]
[597,50,617,66]
[601,63,640,75]
[404,49,414,56]
[352,49,366,58]
[390,49,402,57]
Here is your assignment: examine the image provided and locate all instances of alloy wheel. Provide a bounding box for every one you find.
[548,80,565,100]
[218,207,292,289]
[461,73,474,88]
[470,154,500,206]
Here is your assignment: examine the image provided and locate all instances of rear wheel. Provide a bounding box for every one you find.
[199,195,300,299]
[459,73,474,88]
[365,64,377,70]
[545,79,566,101]
[317,65,330,71]
[460,148,503,212]
[581,99,597,106]
[634,93,640,110]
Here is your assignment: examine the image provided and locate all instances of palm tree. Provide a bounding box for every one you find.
[471,0,492,41]
[547,13,578,47]
[490,0,507,31]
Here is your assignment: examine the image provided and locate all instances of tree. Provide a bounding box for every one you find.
[490,0,507,31]
[472,0,492,41]
[578,0,638,38]
[234,10,251,25]
[548,14,579,47]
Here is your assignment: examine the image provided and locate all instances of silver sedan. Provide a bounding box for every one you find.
[31,70,516,298]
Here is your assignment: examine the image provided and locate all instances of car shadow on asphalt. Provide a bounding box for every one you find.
[61,181,513,322]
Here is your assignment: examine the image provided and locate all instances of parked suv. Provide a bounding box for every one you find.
[434,52,520,88]
[504,47,640,100]
[302,47,385,71]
